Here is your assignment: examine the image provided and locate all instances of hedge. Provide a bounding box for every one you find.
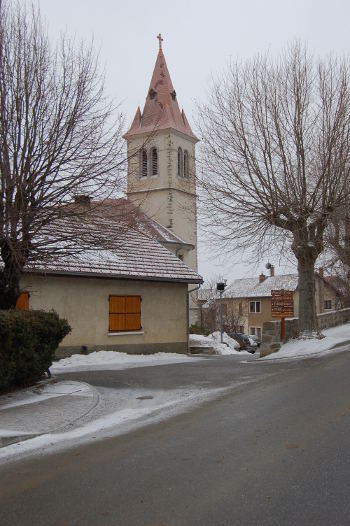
[0,309,71,391]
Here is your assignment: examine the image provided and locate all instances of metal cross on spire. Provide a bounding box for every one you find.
[157,33,163,51]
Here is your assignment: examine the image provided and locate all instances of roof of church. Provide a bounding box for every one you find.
[124,36,198,142]
[24,198,201,284]
[95,198,194,249]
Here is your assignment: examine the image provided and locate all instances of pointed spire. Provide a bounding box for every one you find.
[124,36,198,142]
[128,106,141,134]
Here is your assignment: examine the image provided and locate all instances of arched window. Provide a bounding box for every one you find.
[177,147,183,177]
[151,147,158,176]
[184,150,189,178]
[140,149,148,177]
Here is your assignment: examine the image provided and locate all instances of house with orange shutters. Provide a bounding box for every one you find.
[15,35,203,357]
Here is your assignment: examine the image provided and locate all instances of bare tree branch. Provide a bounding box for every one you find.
[197,43,350,335]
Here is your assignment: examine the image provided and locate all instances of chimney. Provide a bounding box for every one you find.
[270,265,275,277]
[74,195,91,207]
[259,273,266,283]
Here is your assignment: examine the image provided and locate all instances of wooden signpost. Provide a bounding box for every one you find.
[271,289,294,340]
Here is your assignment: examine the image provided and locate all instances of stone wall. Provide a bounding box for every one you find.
[260,308,350,357]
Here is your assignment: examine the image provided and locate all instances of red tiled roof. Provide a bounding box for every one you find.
[124,43,198,141]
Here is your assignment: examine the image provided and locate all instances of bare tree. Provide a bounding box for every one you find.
[325,208,350,306]
[0,1,127,308]
[197,43,350,336]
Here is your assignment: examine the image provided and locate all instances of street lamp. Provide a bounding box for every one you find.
[217,281,226,344]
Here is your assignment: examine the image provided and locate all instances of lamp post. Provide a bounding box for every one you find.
[216,281,226,344]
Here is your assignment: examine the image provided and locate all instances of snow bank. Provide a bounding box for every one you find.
[189,332,247,355]
[262,323,350,361]
[51,351,197,373]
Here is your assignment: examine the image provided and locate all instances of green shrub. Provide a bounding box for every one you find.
[0,310,71,391]
[189,323,209,336]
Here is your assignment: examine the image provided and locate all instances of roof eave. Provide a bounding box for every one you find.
[24,268,203,285]
[124,126,199,144]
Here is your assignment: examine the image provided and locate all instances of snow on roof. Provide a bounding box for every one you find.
[224,274,299,299]
[95,199,192,248]
[24,200,202,284]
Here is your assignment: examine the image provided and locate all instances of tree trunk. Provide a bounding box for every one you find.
[0,241,22,309]
[294,247,318,335]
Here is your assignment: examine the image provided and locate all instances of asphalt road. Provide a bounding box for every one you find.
[1,351,350,526]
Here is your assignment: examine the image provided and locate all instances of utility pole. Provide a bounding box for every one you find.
[216,281,226,344]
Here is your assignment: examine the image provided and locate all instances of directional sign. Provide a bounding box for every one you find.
[271,289,294,318]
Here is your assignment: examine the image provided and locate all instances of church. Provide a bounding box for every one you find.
[17,35,202,356]
[124,33,200,324]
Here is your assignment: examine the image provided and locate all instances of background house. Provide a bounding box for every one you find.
[220,268,342,338]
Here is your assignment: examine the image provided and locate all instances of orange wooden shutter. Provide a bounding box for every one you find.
[16,292,29,311]
[125,296,141,330]
[109,295,141,332]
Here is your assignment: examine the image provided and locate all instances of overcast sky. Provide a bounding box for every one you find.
[32,0,350,283]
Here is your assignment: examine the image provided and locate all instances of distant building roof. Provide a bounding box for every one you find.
[223,274,299,299]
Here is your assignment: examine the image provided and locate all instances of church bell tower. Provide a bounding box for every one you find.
[124,35,199,322]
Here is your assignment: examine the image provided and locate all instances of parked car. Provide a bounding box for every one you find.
[228,332,256,354]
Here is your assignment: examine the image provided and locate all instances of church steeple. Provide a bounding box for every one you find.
[124,34,198,141]
[125,36,199,324]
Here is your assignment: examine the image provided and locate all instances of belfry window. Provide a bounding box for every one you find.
[141,149,148,177]
[184,150,189,178]
[151,147,158,176]
[177,147,183,177]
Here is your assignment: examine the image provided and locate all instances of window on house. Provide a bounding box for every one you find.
[249,301,261,313]
[177,147,183,177]
[16,291,29,310]
[109,295,141,332]
[238,302,243,315]
[141,149,148,177]
[183,150,189,178]
[151,147,158,176]
[324,299,332,310]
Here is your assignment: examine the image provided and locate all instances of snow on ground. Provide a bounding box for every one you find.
[0,381,94,411]
[189,332,249,355]
[262,323,350,361]
[51,351,198,373]
[0,385,232,464]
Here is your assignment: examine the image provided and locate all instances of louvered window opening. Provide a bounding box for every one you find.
[109,295,141,332]
[177,147,183,177]
[151,148,158,176]
[141,150,148,177]
[184,150,189,178]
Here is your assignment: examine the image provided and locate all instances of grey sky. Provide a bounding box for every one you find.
[33,0,350,282]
